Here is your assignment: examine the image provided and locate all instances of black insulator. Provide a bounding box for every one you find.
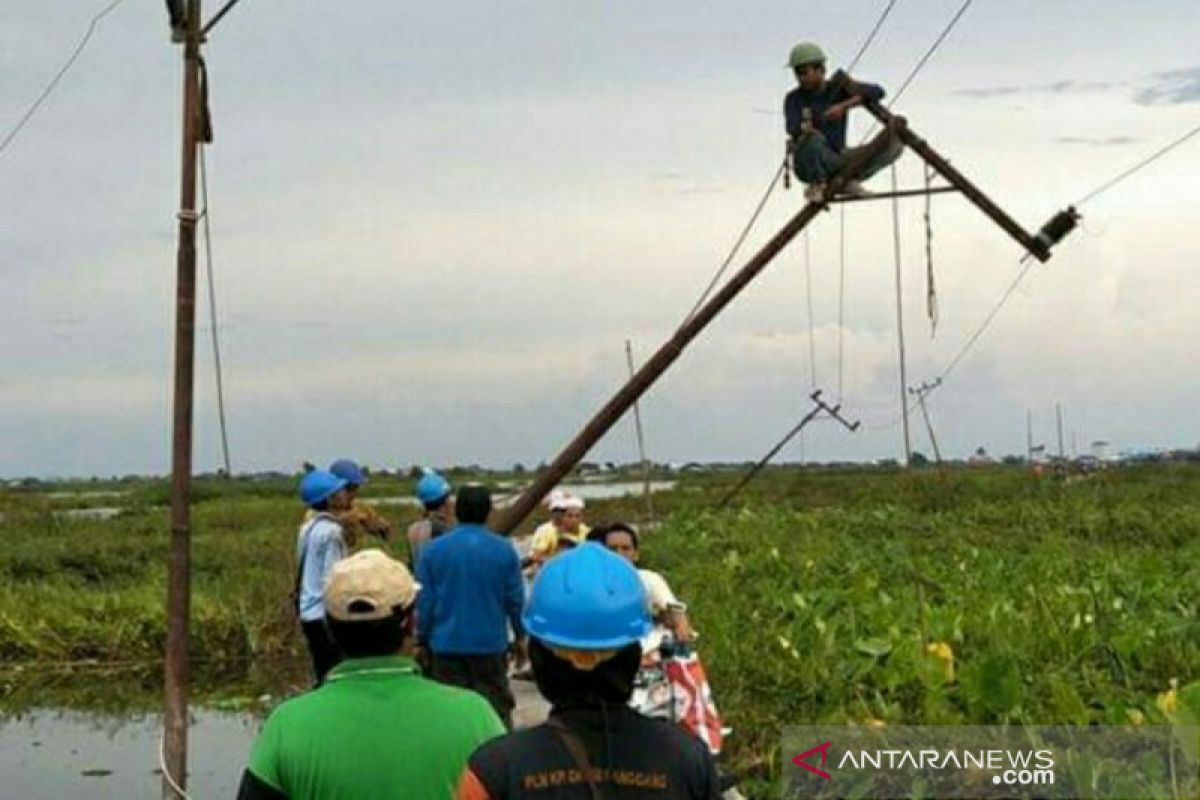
[1034,206,1081,250]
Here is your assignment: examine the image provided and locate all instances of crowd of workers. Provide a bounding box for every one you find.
[239,459,717,799]
[237,40,894,799]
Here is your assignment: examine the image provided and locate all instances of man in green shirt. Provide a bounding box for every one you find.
[238,550,505,800]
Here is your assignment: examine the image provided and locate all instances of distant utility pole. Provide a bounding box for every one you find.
[625,340,655,522]
[908,379,943,463]
[1056,402,1065,461]
[1026,409,1033,463]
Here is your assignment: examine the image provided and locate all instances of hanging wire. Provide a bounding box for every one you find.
[924,162,938,335]
[1074,121,1200,207]
[199,146,233,476]
[679,159,788,328]
[0,0,128,160]
[802,229,819,389]
[836,205,847,403]
[859,0,976,143]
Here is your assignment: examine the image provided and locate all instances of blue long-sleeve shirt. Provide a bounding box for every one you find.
[784,71,886,152]
[415,523,524,655]
[295,514,346,622]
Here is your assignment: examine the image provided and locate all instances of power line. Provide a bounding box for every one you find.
[859,0,975,143]
[0,0,128,160]
[679,159,786,328]
[887,0,973,109]
[199,145,233,476]
[847,0,902,72]
[1075,120,1200,207]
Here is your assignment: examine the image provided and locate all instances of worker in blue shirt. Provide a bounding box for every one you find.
[784,41,904,202]
[416,484,527,729]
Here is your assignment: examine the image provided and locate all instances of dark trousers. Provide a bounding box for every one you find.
[431,652,515,729]
[301,619,342,686]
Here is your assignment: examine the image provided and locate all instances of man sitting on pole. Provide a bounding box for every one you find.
[784,41,904,202]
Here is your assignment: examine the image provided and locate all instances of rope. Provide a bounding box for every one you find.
[160,731,194,800]
[846,0,903,72]
[924,162,938,334]
[679,159,787,328]
[802,230,818,389]
[1074,121,1200,207]
[0,0,128,160]
[199,146,233,477]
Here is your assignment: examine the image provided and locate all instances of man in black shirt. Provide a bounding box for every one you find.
[456,544,721,799]
[784,41,904,202]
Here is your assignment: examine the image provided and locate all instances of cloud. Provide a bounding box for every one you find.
[956,80,1123,99]
[1055,135,1141,147]
[1133,66,1200,106]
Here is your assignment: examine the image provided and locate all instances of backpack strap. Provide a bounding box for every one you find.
[547,717,604,800]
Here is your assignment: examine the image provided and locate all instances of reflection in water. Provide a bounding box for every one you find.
[0,709,258,799]
[366,480,678,508]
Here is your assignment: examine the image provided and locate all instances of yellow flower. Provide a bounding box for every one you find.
[864,718,887,730]
[1127,709,1145,726]
[1157,679,1179,716]
[926,641,956,683]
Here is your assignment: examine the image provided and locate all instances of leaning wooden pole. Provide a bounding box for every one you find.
[494,127,899,534]
[164,0,202,796]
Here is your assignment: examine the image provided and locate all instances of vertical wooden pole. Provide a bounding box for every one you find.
[164,0,201,795]
[890,167,912,466]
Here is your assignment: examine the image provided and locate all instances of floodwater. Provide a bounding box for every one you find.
[0,709,258,798]
[1,687,549,799]
[366,480,677,508]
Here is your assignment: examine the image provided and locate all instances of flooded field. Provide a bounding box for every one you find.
[0,709,257,798]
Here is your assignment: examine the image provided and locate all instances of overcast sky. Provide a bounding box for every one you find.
[1,0,1198,478]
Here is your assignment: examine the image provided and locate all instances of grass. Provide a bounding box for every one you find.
[2,464,1199,796]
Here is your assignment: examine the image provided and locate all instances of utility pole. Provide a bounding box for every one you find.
[625,340,655,522]
[1026,408,1033,463]
[164,0,202,796]
[1056,402,1065,461]
[908,379,943,463]
[495,107,1072,535]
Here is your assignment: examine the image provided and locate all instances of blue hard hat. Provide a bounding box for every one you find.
[523,543,651,650]
[415,470,452,506]
[300,470,348,507]
[329,459,367,487]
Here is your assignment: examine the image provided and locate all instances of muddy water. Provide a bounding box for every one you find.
[0,709,258,798]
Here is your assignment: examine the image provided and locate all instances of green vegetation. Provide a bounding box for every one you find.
[2,465,1199,794]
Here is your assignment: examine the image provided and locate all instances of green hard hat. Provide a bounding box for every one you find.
[787,41,827,69]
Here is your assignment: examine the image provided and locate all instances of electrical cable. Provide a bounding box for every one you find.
[0,0,128,160]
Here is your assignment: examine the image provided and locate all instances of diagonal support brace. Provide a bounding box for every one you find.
[863,100,1055,262]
